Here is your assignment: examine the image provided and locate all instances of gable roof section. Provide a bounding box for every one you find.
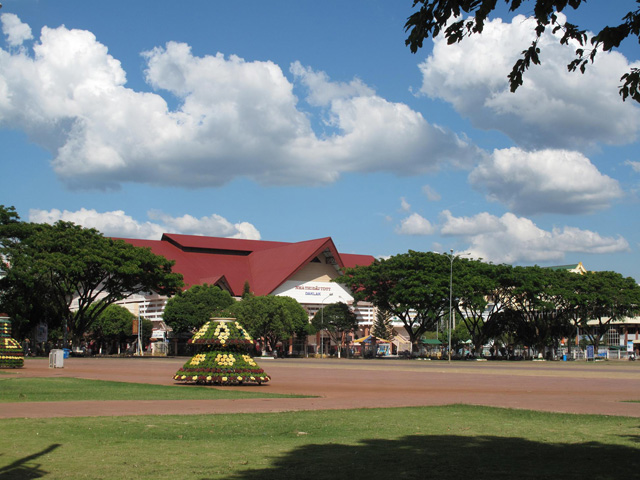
[161,233,289,254]
[547,262,587,274]
[248,237,342,295]
[342,253,377,269]
[117,234,375,297]
[114,237,240,292]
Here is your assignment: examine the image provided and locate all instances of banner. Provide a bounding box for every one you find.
[35,322,48,342]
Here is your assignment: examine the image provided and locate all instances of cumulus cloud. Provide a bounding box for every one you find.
[440,211,629,264]
[396,213,435,235]
[28,208,260,240]
[1,13,32,47]
[0,18,481,190]
[400,197,411,212]
[290,61,480,175]
[146,210,260,239]
[290,61,374,107]
[469,148,623,215]
[418,13,640,150]
[439,210,504,236]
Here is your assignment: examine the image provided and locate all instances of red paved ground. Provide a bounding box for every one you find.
[2,357,639,418]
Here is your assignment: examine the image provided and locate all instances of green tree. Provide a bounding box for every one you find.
[441,317,472,354]
[405,1,640,102]
[496,266,574,357]
[573,271,640,352]
[371,308,395,341]
[0,205,19,226]
[231,295,309,354]
[163,284,235,335]
[242,281,253,299]
[0,206,63,339]
[90,304,135,355]
[0,214,183,342]
[454,260,513,357]
[337,251,451,351]
[543,269,584,356]
[311,302,359,357]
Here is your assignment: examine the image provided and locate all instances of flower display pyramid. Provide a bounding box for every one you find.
[174,317,270,385]
[0,318,24,368]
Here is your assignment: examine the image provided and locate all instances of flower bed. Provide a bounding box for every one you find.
[175,318,270,385]
[0,319,24,369]
[188,319,255,347]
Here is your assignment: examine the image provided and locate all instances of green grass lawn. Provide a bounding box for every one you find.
[0,405,638,480]
[0,377,304,403]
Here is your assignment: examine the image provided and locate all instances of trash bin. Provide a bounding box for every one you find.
[49,349,64,368]
[63,348,70,359]
[562,354,567,361]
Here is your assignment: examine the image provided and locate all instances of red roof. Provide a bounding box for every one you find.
[117,234,375,296]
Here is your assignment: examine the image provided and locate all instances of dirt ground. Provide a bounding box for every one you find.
[1,356,639,418]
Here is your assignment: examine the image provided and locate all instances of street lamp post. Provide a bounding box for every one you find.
[320,293,333,357]
[448,249,454,363]
[445,250,470,363]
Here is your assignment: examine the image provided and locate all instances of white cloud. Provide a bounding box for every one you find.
[625,160,640,173]
[396,213,435,235]
[418,14,640,150]
[0,19,482,190]
[440,210,504,236]
[290,62,481,175]
[28,208,260,240]
[440,211,629,264]
[421,184,441,201]
[290,61,374,107]
[146,210,261,239]
[1,13,32,47]
[400,197,411,212]
[469,148,623,214]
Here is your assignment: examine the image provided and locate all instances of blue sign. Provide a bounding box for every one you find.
[586,345,594,360]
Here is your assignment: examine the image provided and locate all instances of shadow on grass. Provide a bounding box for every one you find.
[0,444,60,480]
[224,434,640,480]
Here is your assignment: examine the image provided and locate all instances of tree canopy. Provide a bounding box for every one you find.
[0,207,184,342]
[572,270,640,351]
[231,295,309,353]
[405,0,640,102]
[337,250,451,349]
[454,259,512,354]
[89,304,151,355]
[337,247,640,357]
[163,284,235,335]
[311,302,359,356]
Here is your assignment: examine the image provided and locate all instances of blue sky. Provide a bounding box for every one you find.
[1,1,639,281]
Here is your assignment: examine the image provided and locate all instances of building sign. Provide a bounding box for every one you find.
[273,280,354,304]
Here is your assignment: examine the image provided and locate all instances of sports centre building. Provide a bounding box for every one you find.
[117,233,378,354]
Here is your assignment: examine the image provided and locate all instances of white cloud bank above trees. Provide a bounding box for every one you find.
[418,13,640,151]
[0,16,480,190]
[396,210,628,265]
[28,208,260,240]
